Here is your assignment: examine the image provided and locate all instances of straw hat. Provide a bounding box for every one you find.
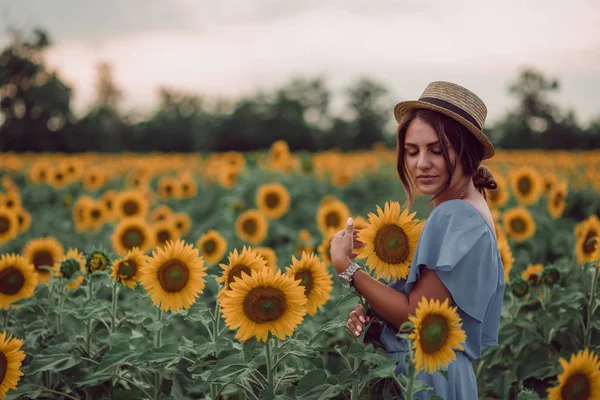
[393,81,494,159]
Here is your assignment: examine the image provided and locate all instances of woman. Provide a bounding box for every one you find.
[330,81,505,399]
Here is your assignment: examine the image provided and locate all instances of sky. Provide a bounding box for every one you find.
[1,0,599,126]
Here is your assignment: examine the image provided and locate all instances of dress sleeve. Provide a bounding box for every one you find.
[404,200,499,323]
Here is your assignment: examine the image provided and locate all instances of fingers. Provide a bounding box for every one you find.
[347,304,371,337]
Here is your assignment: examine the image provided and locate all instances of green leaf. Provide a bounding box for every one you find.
[348,342,366,359]
[207,353,247,382]
[359,365,396,386]
[144,316,170,333]
[259,388,276,400]
[308,315,347,346]
[430,396,445,400]
[96,342,135,374]
[74,372,113,387]
[27,353,82,374]
[137,343,181,366]
[71,300,109,320]
[296,370,327,397]
[439,369,449,381]
[183,301,213,326]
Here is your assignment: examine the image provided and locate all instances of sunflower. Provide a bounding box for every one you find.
[0,332,26,399]
[285,252,332,316]
[57,249,87,290]
[82,168,107,192]
[486,174,509,208]
[497,235,514,282]
[542,173,558,194]
[22,237,65,284]
[0,254,38,309]
[150,205,173,222]
[139,239,207,312]
[73,196,94,232]
[153,220,180,250]
[111,217,155,255]
[547,348,600,400]
[219,267,307,342]
[100,190,118,221]
[86,249,111,274]
[114,190,149,220]
[317,230,336,267]
[217,246,268,292]
[86,200,106,231]
[509,166,543,206]
[408,297,467,374]
[254,247,278,272]
[1,191,21,210]
[157,176,181,199]
[522,264,544,286]
[177,174,197,199]
[357,201,422,281]
[576,218,600,265]
[548,181,568,219]
[110,247,145,290]
[197,230,228,265]
[48,166,69,188]
[256,183,291,219]
[14,208,31,234]
[218,165,241,189]
[172,213,192,236]
[316,199,351,236]
[236,210,268,244]
[0,208,18,245]
[503,207,536,243]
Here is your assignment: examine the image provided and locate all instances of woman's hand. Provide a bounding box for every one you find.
[330,217,364,274]
[347,303,371,337]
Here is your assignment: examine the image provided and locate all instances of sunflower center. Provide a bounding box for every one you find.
[118,260,137,280]
[226,264,251,288]
[6,199,14,208]
[510,218,526,233]
[176,221,184,230]
[517,176,532,195]
[165,185,173,194]
[91,209,101,220]
[0,216,10,234]
[202,239,216,255]
[373,224,409,264]
[294,270,314,296]
[157,229,171,244]
[419,314,449,354]
[325,211,341,228]
[243,218,257,235]
[89,253,109,272]
[553,192,564,207]
[265,192,280,209]
[157,259,190,293]
[17,214,24,227]
[182,183,190,194]
[527,274,540,286]
[243,286,287,323]
[33,250,54,275]
[123,200,139,216]
[121,227,145,250]
[561,373,590,400]
[583,232,597,255]
[0,352,8,385]
[0,267,25,295]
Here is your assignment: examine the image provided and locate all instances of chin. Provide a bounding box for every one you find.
[415,182,441,196]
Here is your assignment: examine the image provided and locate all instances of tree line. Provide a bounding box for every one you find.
[1,29,598,153]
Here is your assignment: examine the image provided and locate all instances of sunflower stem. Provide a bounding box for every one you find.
[154,307,163,400]
[265,338,274,393]
[212,300,221,342]
[86,276,94,358]
[584,265,599,349]
[110,282,119,334]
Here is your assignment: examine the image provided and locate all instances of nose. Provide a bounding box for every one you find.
[416,152,432,171]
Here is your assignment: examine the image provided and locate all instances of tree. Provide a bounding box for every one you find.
[0,29,75,151]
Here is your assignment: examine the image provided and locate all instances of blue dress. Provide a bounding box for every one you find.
[378,199,505,400]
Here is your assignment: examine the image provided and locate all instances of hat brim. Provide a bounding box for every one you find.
[393,100,495,160]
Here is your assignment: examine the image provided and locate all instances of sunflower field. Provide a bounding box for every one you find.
[0,142,600,400]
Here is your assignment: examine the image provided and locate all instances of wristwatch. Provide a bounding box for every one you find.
[338,262,362,288]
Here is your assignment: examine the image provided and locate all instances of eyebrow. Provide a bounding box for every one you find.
[404,141,440,147]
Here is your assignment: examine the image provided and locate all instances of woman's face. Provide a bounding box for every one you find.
[404,117,463,196]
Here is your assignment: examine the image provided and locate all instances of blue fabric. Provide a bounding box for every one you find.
[379,199,505,400]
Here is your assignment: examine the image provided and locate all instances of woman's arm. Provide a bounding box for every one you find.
[337,258,453,331]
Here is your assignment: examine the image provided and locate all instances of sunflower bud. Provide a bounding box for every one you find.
[541,268,560,287]
[511,278,530,298]
[60,258,81,280]
[86,249,111,273]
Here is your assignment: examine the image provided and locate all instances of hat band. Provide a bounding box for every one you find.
[419,97,482,130]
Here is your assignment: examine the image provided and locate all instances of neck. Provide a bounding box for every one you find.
[433,179,475,207]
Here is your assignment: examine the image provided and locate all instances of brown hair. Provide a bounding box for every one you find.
[396,109,497,208]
